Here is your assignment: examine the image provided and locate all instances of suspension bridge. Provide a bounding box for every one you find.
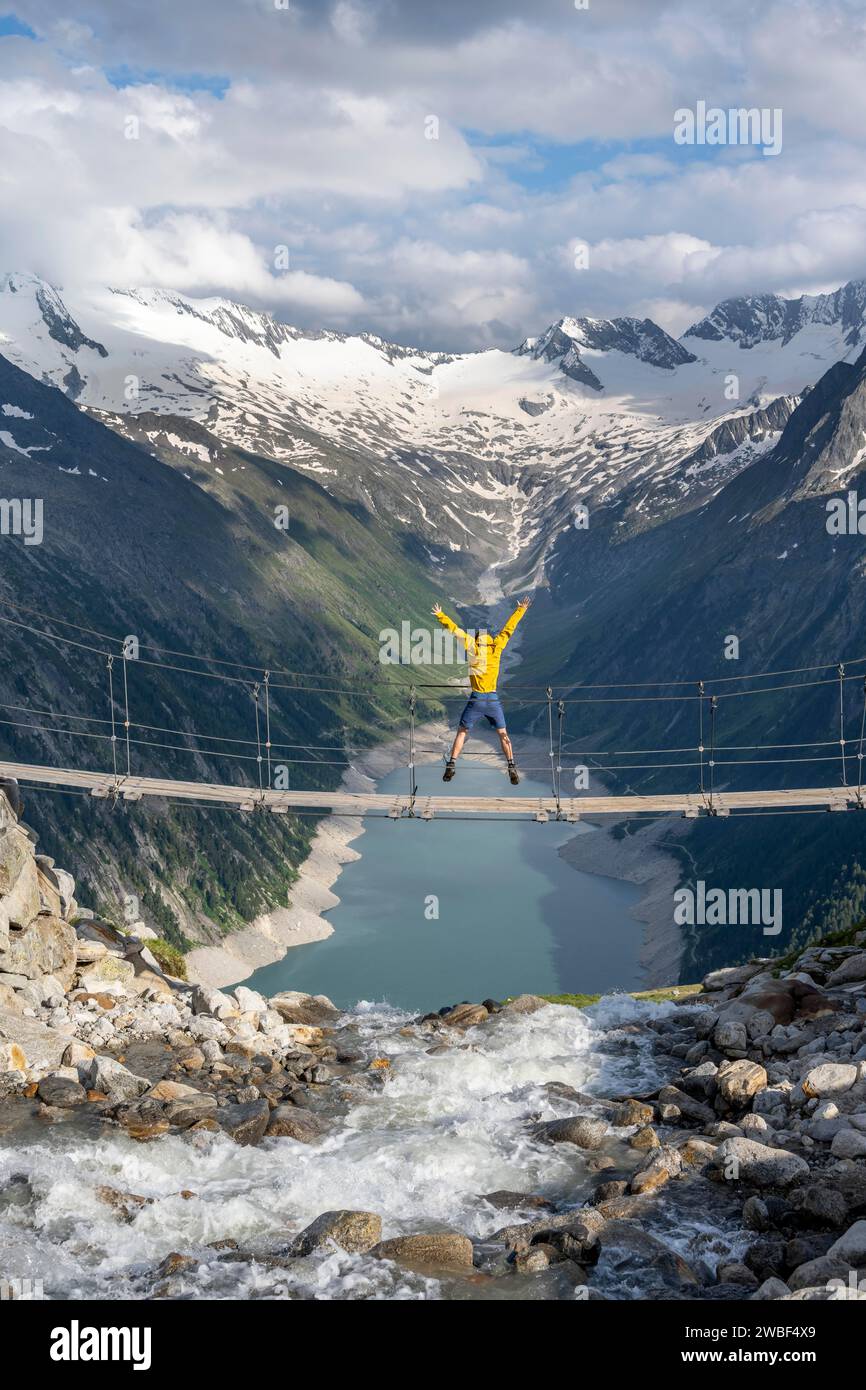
[2,598,866,823]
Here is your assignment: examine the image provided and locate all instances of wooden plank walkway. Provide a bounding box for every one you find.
[2,760,864,820]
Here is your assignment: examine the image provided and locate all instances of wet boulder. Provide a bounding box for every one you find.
[440,1003,489,1029]
[216,1098,270,1146]
[292,1210,382,1256]
[535,1115,608,1149]
[373,1232,474,1270]
[595,1220,701,1293]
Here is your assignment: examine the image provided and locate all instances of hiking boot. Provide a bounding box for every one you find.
[507,761,520,785]
[443,760,456,782]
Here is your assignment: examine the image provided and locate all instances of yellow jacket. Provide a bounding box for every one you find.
[435,603,527,692]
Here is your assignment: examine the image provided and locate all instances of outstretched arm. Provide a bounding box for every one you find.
[432,602,474,654]
[495,595,532,650]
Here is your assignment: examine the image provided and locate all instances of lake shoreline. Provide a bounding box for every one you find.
[187,718,685,990]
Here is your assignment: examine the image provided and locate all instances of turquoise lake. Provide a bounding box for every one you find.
[245,759,645,1013]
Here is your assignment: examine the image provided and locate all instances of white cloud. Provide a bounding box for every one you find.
[0,0,865,350]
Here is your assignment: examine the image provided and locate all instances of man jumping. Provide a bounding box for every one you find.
[432,597,531,785]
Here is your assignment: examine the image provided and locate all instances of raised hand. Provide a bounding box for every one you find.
[519,595,532,608]
[431,602,443,616]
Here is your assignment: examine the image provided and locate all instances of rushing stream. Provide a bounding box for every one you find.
[246,762,644,1012]
[0,996,743,1301]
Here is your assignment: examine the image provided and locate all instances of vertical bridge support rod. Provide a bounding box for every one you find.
[408,686,417,815]
[263,671,272,793]
[839,663,847,785]
[708,694,718,813]
[556,699,565,818]
[121,652,132,777]
[252,681,264,802]
[546,687,557,807]
[697,680,705,798]
[106,655,119,794]
[857,675,866,806]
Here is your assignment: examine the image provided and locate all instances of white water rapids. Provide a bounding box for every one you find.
[0,996,744,1301]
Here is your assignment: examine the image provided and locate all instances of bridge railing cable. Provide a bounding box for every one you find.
[3,597,866,807]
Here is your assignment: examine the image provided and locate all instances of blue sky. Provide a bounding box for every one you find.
[1,1,865,349]
[0,12,34,37]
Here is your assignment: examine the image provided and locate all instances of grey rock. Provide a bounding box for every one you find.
[0,823,31,898]
[718,1261,759,1287]
[828,1220,866,1265]
[373,1232,474,1269]
[0,852,41,947]
[267,991,340,1027]
[679,1060,718,1098]
[702,963,765,991]
[751,1276,790,1300]
[440,1002,489,1029]
[216,1098,270,1145]
[190,984,237,1018]
[292,1209,382,1256]
[830,1128,866,1158]
[0,1007,70,1073]
[535,1115,608,1149]
[629,1145,682,1194]
[514,1243,558,1272]
[596,1220,700,1292]
[657,1085,715,1124]
[265,1106,328,1142]
[714,1137,810,1188]
[609,1097,655,1126]
[742,1196,770,1231]
[740,1114,771,1140]
[789,1185,848,1228]
[788,1254,850,1292]
[827,952,866,986]
[85,1056,150,1101]
[234,985,267,1015]
[163,1093,218,1128]
[801,1062,858,1097]
[500,994,548,1016]
[713,1020,748,1053]
[74,940,108,965]
[493,1210,595,1253]
[717,1058,768,1106]
[480,1190,552,1212]
[36,1074,86,1107]
[2,914,76,988]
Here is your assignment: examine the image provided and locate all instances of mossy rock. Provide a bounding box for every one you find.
[148,939,188,980]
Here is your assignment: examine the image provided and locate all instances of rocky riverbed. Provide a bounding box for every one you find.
[2,782,866,1301]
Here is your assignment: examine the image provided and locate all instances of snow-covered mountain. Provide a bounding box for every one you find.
[684,282,866,350]
[2,270,866,589]
[5,270,866,956]
[518,315,698,388]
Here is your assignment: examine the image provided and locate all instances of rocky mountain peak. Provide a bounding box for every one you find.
[683,280,866,350]
[0,271,107,360]
[517,314,697,390]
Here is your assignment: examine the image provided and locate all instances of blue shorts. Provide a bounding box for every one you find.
[458,692,506,731]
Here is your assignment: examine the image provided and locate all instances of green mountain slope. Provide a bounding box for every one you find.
[0,352,445,947]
